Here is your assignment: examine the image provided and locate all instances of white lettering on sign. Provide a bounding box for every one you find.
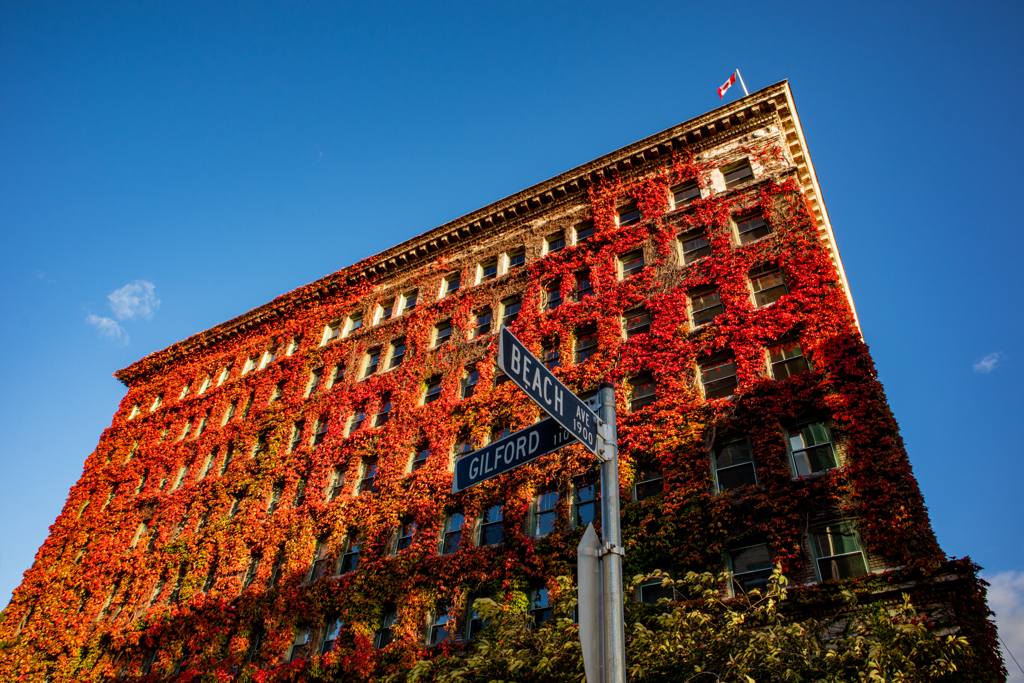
[512,346,521,374]
[470,457,480,479]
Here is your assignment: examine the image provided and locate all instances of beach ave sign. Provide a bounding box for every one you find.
[497,327,601,455]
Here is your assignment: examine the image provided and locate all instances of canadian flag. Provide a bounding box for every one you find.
[718,71,737,99]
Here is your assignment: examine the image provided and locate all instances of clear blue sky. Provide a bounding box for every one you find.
[2,0,1022,640]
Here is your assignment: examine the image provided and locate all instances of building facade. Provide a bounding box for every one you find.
[0,81,1002,681]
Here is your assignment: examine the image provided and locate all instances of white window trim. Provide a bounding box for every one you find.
[217,366,231,385]
[809,521,871,583]
[343,313,363,338]
[711,439,757,492]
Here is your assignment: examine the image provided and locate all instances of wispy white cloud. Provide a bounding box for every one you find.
[108,280,160,320]
[86,314,129,345]
[974,352,1004,374]
[985,570,1024,681]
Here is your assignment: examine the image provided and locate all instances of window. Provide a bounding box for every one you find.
[306,367,323,397]
[180,420,192,441]
[770,340,809,379]
[528,588,551,625]
[243,554,262,588]
[293,479,307,507]
[440,511,464,555]
[411,446,430,472]
[442,272,461,297]
[376,299,395,324]
[370,611,395,651]
[344,312,364,336]
[572,474,599,527]
[750,268,788,307]
[544,284,562,311]
[542,342,560,370]
[198,376,212,395]
[811,522,868,581]
[423,377,442,404]
[499,297,521,328]
[222,401,237,425]
[575,326,598,363]
[679,229,711,264]
[700,356,738,400]
[374,399,392,427]
[633,466,663,500]
[326,468,345,501]
[722,159,753,188]
[728,544,773,595]
[575,221,595,243]
[269,381,285,403]
[671,179,701,207]
[713,440,757,491]
[363,349,382,378]
[434,320,453,346]
[267,548,285,588]
[623,308,651,338]
[246,625,265,662]
[472,308,492,339]
[260,347,277,369]
[330,364,345,388]
[619,250,645,279]
[289,420,305,451]
[202,562,218,592]
[180,383,192,399]
[199,451,215,479]
[312,417,329,447]
[172,466,188,491]
[690,289,724,327]
[545,231,566,254]
[349,410,366,434]
[617,202,641,226]
[428,601,452,645]
[788,422,838,476]
[266,486,282,515]
[337,535,360,574]
[506,247,526,269]
[462,368,480,399]
[630,374,656,411]
[227,496,242,518]
[286,337,301,356]
[394,519,416,553]
[218,364,232,385]
[288,628,311,662]
[532,491,558,537]
[456,439,474,458]
[479,258,498,283]
[735,212,770,244]
[493,365,510,386]
[320,617,342,655]
[308,540,330,581]
[251,431,269,458]
[401,289,418,314]
[478,504,503,546]
[150,394,163,412]
[359,459,378,493]
[576,271,593,300]
[219,444,234,476]
[639,577,675,604]
[466,597,488,639]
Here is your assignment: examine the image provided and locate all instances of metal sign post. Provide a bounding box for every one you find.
[452,328,624,683]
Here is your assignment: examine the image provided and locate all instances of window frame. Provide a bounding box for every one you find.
[575,326,598,363]
[689,288,725,327]
[750,267,789,308]
[531,491,559,538]
[441,272,462,298]
[769,339,809,380]
[670,178,701,208]
[633,465,664,501]
[472,308,492,339]
[712,439,758,492]
[734,211,771,244]
[629,374,657,411]
[618,249,645,279]
[544,231,566,255]
[726,542,774,596]
[787,421,839,477]
[423,377,442,405]
[699,355,738,400]
[617,201,641,227]
[571,474,599,528]
[810,521,870,583]
[622,307,652,338]
[722,159,754,189]
[500,296,522,328]
[362,348,382,379]
[439,510,465,555]
[477,503,503,546]
[477,257,499,284]
[433,320,453,347]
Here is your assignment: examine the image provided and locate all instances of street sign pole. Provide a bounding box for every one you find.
[598,381,626,683]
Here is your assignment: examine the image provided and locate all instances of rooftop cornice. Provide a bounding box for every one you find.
[117,80,814,386]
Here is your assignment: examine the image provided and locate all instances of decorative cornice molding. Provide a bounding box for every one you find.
[117,81,808,386]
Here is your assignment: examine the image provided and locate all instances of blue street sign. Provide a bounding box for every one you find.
[451,418,574,493]
[497,327,600,455]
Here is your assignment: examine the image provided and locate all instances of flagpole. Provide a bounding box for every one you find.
[736,69,749,96]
